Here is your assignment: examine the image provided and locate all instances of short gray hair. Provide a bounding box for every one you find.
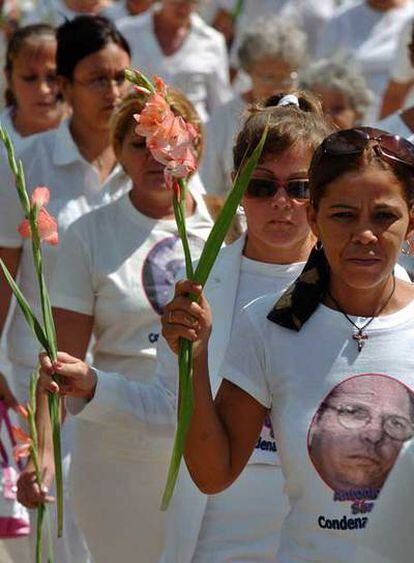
[238,17,308,73]
[299,58,374,119]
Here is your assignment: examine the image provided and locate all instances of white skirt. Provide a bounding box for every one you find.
[192,464,288,562]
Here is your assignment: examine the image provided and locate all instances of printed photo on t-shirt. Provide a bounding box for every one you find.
[308,374,414,499]
[307,374,414,532]
[142,234,205,315]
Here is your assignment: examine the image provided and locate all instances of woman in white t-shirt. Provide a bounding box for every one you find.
[0,15,131,563]
[19,90,213,563]
[201,17,307,195]
[316,0,414,121]
[0,24,65,151]
[160,126,414,561]
[118,0,232,122]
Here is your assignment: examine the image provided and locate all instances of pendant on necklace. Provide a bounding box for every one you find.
[353,331,368,353]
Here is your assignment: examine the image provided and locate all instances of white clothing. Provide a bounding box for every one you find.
[376,111,413,137]
[354,440,414,563]
[0,119,126,563]
[192,465,286,563]
[222,292,414,562]
[118,8,232,121]
[102,1,130,20]
[223,0,337,67]
[316,1,414,120]
[68,236,299,562]
[389,17,414,110]
[51,189,213,563]
[22,0,103,25]
[0,119,128,372]
[200,94,246,195]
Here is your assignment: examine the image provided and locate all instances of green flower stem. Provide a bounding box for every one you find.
[0,125,63,538]
[161,127,268,509]
[28,370,54,563]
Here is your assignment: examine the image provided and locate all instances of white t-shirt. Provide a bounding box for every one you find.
[0,119,129,369]
[222,293,414,562]
[102,1,130,20]
[118,8,232,122]
[200,94,245,195]
[235,256,305,465]
[389,17,414,109]
[51,189,213,462]
[21,0,105,25]
[316,1,414,120]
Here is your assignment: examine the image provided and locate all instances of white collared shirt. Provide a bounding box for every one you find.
[0,119,129,369]
[118,8,232,121]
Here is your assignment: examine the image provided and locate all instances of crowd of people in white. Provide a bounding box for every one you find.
[0,1,414,562]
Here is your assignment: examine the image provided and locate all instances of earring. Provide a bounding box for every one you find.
[237,204,245,214]
[401,240,413,255]
[315,239,323,251]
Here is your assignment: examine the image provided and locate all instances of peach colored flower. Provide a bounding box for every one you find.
[154,76,167,96]
[134,93,173,138]
[17,186,58,245]
[18,208,59,245]
[31,186,50,208]
[11,425,29,443]
[11,424,32,462]
[13,442,31,462]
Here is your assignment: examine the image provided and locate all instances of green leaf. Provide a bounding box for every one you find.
[0,259,49,350]
[48,393,63,537]
[160,125,268,510]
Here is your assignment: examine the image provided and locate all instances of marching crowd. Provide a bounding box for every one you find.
[0,0,414,562]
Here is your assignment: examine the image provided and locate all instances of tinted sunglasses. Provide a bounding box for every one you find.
[318,127,414,169]
[246,177,310,200]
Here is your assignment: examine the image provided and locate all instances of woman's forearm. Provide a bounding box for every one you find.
[184,348,235,494]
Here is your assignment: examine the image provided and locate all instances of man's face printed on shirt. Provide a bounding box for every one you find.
[142,234,205,315]
[308,374,414,495]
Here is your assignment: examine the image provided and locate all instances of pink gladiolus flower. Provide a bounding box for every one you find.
[11,425,32,461]
[13,442,31,462]
[11,424,30,443]
[134,85,151,96]
[154,75,167,96]
[134,93,172,137]
[18,208,59,245]
[31,186,50,208]
[17,185,58,245]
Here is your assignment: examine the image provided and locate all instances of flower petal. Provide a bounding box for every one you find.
[37,208,59,245]
[11,425,30,443]
[31,186,50,208]
[17,218,31,239]
[13,443,31,462]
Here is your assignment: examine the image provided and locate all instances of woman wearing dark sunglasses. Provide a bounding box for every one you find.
[159,125,414,561]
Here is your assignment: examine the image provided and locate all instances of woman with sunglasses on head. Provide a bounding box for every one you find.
[33,100,412,561]
[18,89,213,563]
[27,90,330,561]
[158,126,414,561]
[0,14,131,563]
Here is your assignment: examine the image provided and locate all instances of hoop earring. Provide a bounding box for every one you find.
[315,239,323,251]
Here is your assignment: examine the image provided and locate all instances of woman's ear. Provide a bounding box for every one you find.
[57,76,72,103]
[307,204,320,238]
